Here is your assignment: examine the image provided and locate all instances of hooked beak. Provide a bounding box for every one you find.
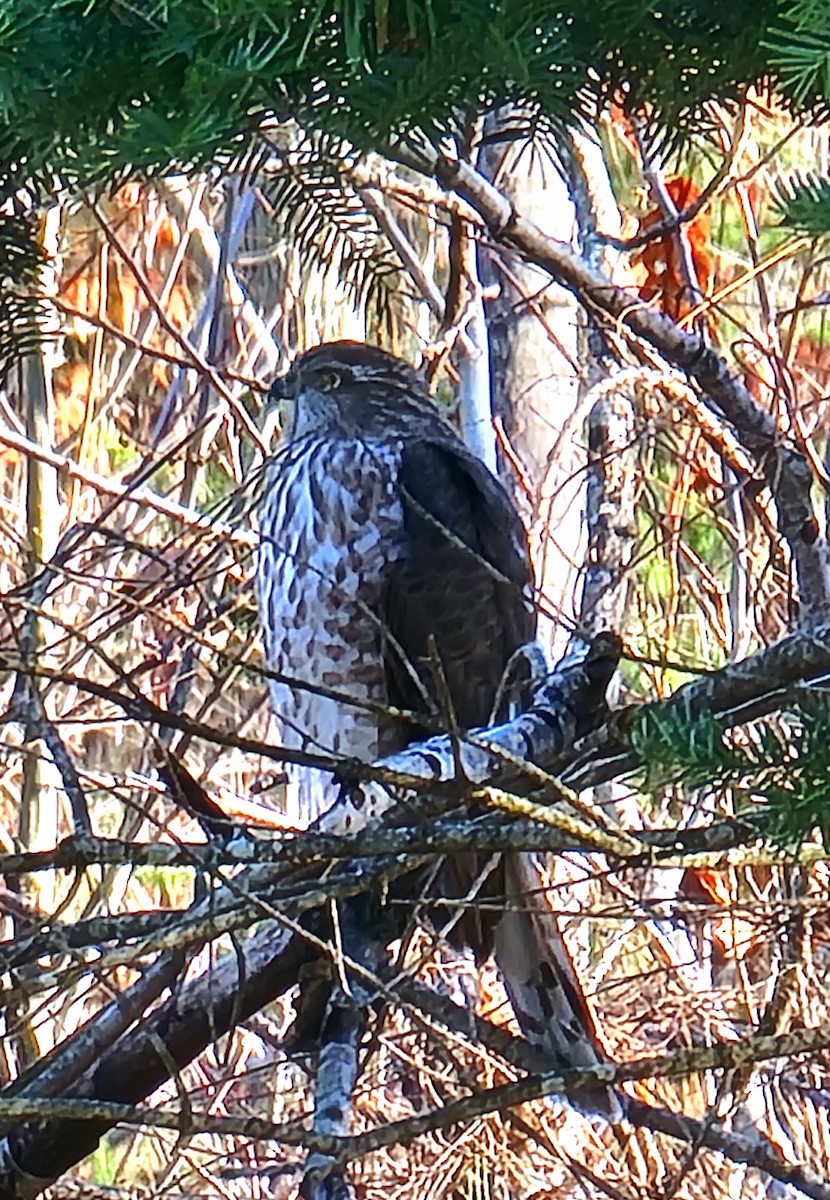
[267,373,292,404]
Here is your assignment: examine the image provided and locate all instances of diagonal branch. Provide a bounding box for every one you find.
[373,152,830,628]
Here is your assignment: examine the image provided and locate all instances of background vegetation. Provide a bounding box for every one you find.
[5,3,830,1198]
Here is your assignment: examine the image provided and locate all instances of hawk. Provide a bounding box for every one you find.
[256,341,619,1116]
[256,340,534,823]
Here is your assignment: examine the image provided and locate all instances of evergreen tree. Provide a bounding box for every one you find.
[2,0,829,370]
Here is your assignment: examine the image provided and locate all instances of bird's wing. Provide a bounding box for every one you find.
[382,435,536,733]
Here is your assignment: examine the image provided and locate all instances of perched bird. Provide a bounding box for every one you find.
[256,340,619,1118]
[256,339,534,826]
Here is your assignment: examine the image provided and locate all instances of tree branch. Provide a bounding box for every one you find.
[387,151,830,627]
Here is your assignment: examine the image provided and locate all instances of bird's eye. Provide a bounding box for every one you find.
[318,371,342,392]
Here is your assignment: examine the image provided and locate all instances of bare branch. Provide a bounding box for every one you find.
[393,151,830,627]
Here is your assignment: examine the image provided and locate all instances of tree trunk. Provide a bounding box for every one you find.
[479,121,586,659]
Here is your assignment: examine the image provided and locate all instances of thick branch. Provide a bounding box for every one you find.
[0,928,308,1196]
[0,814,773,880]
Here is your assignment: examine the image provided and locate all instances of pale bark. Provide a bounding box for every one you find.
[479,123,584,659]
[412,150,830,628]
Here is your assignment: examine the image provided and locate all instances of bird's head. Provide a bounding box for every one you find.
[268,341,439,440]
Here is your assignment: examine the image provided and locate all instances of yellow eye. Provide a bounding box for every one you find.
[318,371,341,392]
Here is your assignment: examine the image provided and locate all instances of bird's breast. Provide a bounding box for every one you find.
[261,436,405,583]
[256,437,406,822]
